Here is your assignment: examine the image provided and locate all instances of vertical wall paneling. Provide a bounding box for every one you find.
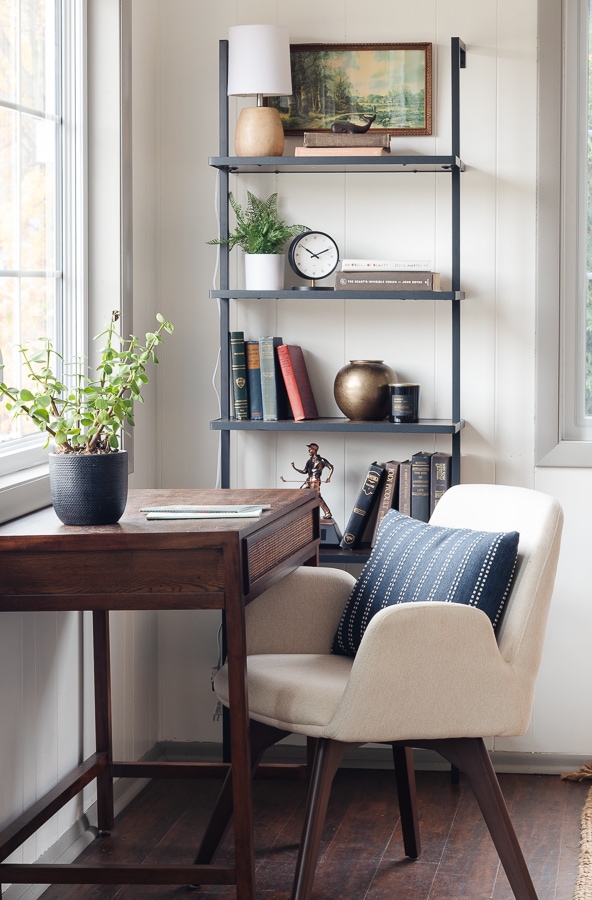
[4,5,592,884]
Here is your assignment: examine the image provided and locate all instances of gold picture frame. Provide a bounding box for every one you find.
[270,42,432,137]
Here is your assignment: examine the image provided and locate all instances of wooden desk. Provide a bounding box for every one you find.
[0,487,319,897]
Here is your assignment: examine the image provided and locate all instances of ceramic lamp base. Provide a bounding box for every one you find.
[234,106,285,157]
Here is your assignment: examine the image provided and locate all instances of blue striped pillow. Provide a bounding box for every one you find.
[332,509,519,657]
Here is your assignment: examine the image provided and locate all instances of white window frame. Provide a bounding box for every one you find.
[0,0,132,523]
[536,0,592,465]
[0,0,85,516]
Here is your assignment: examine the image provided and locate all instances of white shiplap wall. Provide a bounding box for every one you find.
[153,0,555,752]
[2,1,592,886]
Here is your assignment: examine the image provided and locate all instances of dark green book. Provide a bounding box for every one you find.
[230,331,248,420]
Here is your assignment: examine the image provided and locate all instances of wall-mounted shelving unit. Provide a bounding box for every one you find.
[209,37,466,563]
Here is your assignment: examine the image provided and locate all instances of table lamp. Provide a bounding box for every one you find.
[227,24,292,157]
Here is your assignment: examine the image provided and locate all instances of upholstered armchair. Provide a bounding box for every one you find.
[204,484,563,900]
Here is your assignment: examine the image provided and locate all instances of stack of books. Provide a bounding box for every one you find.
[336,258,440,292]
[295,132,391,158]
[340,451,452,550]
[230,332,319,423]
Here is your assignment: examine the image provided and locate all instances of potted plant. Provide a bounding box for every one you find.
[208,190,307,290]
[0,311,174,525]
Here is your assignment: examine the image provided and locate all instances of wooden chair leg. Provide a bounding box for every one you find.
[291,739,348,900]
[429,737,538,900]
[306,736,317,778]
[391,743,421,859]
[192,720,289,866]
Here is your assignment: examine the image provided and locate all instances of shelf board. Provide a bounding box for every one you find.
[210,417,464,435]
[209,289,463,301]
[320,546,372,565]
[208,155,465,174]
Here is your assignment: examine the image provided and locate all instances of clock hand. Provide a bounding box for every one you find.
[303,247,320,259]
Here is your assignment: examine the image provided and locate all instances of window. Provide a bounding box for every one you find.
[560,0,592,441]
[586,4,592,414]
[0,0,84,477]
[536,0,592,464]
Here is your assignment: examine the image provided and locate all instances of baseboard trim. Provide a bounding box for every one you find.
[1,748,159,900]
[159,739,589,776]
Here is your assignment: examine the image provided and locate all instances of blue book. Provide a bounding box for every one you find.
[245,340,263,420]
[340,461,386,549]
[259,336,291,421]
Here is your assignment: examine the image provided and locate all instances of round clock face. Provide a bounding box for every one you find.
[288,231,340,282]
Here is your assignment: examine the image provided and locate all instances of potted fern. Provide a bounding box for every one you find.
[0,311,174,525]
[208,191,307,290]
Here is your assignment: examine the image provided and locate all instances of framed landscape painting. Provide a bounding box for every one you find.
[270,42,432,136]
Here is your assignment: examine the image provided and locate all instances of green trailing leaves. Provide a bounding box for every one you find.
[0,311,174,454]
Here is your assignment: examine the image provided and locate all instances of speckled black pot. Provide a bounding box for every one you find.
[49,450,128,525]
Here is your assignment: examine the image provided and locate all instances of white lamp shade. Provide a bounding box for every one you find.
[227,24,292,97]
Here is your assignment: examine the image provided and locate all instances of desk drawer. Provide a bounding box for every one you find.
[243,506,318,596]
[0,548,227,610]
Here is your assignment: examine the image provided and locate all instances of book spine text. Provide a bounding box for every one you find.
[340,462,385,549]
[230,331,248,420]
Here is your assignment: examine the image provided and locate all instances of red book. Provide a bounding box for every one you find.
[276,345,319,421]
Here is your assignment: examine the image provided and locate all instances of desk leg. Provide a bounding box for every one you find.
[92,610,114,833]
[224,604,256,900]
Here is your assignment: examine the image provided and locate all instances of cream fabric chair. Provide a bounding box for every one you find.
[205,484,563,900]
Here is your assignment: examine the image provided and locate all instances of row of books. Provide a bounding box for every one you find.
[335,271,440,291]
[329,257,440,292]
[230,332,319,422]
[340,451,452,550]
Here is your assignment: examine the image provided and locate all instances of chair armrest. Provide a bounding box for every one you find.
[328,602,532,743]
[246,566,356,655]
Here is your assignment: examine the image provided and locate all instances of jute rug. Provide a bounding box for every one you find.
[562,765,592,900]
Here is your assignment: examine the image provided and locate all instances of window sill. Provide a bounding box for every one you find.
[536,439,592,467]
[0,464,52,525]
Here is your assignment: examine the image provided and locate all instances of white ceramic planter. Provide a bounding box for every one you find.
[244,253,285,291]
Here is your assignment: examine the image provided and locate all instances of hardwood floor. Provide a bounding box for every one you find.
[41,767,588,899]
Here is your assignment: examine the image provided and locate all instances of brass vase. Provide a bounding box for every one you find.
[333,360,397,421]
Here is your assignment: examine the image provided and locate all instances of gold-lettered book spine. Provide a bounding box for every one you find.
[340,461,386,549]
[230,331,249,420]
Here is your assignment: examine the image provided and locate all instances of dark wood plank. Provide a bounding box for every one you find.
[39,769,589,899]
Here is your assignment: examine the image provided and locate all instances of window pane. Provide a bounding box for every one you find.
[0,107,18,270]
[0,275,54,442]
[0,0,60,463]
[0,277,18,440]
[21,274,55,345]
[20,0,57,114]
[587,2,592,415]
[0,0,18,105]
[20,113,56,271]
